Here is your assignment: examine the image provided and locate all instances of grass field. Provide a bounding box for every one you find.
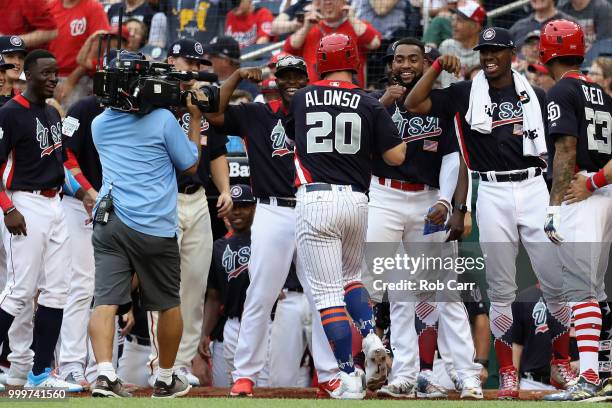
[0,398,581,408]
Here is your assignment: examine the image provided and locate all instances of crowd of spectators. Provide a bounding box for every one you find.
[0,0,609,103]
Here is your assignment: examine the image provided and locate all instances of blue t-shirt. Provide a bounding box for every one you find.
[92,108,198,237]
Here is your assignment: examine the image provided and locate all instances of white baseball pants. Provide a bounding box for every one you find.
[232,201,338,384]
[117,337,150,387]
[58,196,94,376]
[225,317,270,386]
[211,339,230,387]
[148,187,213,374]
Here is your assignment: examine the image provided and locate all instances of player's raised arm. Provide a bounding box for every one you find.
[205,68,262,127]
[405,55,461,114]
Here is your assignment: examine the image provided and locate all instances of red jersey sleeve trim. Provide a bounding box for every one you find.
[13,94,30,108]
[564,72,593,83]
[64,148,80,170]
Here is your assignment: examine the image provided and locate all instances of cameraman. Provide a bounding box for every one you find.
[146,38,232,387]
[88,51,202,398]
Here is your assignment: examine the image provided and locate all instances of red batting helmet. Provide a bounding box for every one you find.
[539,19,585,64]
[316,33,359,77]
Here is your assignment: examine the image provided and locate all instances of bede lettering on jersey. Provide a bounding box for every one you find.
[581,85,604,106]
[305,89,361,109]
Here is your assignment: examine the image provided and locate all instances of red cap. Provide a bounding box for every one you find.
[528,63,549,74]
[261,77,278,93]
[538,19,585,64]
[454,1,486,26]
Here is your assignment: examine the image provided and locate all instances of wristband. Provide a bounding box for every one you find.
[74,172,93,192]
[586,169,607,192]
[0,191,14,213]
[431,58,442,74]
[436,199,452,214]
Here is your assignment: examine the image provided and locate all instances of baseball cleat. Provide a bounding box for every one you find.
[152,373,191,399]
[416,370,448,398]
[175,367,200,386]
[362,332,388,390]
[92,375,132,397]
[229,378,254,397]
[376,376,416,398]
[328,370,366,400]
[542,375,601,402]
[64,370,90,391]
[497,365,519,400]
[588,377,612,402]
[460,375,483,399]
[449,369,463,392]
[549,358,576,390]
[316,377,340,398]
[25,368,83,392]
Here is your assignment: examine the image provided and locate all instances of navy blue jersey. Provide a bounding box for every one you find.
[546,74,612,172]
[0,95,65,190]
[430,80,548,172]
[208,231,251,320]
[218,100,295,198]
[62,95,104,191]
[371,90,458,186]
[288,80,403,191]
[174,108,228,191]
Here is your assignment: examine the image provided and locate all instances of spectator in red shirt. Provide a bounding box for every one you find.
[0,0,57,49]
[75,26,129,73]
[283,0,380,87]
[225,0,274,49]
[48,0,110,108]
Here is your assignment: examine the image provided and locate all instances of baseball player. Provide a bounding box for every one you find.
[0,37,36,388]
[0,49,81,391]
[406,27,573,399]
[147,38,232,387]
[56,94,103,389]
[540,20,612,402]
[199,184,270,385]
[288,33,406,399]
[368,38,483,400]
[205,55,341,398]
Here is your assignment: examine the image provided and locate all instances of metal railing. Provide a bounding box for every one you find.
[240,0,531,62]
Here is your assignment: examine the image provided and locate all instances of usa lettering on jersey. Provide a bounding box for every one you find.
[222,244,250,281]
[485,101,523,129]
[391,106,442,143]
[36,118,62,157]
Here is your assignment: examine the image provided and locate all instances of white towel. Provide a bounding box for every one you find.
[465,69,547,157]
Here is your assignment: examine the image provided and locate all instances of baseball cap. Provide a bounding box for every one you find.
[275,55,308,78]
[528,63,550,75]
[424,45,441,63]
[452,0,486,26]
[523,30,541,44]
[230,184,255,203]
[383,41,397,64]
[0,35,27,55]
[261,77,278,94]
[268,51,290,68]
[0,54,15,71]
[168,38,212,66]
[474,27,515,51]
[205,36,240,61]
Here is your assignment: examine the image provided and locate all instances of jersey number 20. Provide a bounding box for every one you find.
[306,112,362,154]
[585,107,611,154]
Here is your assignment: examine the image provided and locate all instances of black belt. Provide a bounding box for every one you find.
[178,184,201,195]
[304,183,367,194]
[285,287,304,293]
[258,197,296,208]
[125,334,151,347]
[479,168,542,182]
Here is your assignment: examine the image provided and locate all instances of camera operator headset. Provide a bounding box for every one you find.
[145,38,232,388]
[88,49,210,398]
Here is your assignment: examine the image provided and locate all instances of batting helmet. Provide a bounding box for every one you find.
[316,33,359,77]
[539,19,585,64]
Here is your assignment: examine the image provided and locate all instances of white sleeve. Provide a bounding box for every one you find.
[439,151,459,205]
[466,168,473,212]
